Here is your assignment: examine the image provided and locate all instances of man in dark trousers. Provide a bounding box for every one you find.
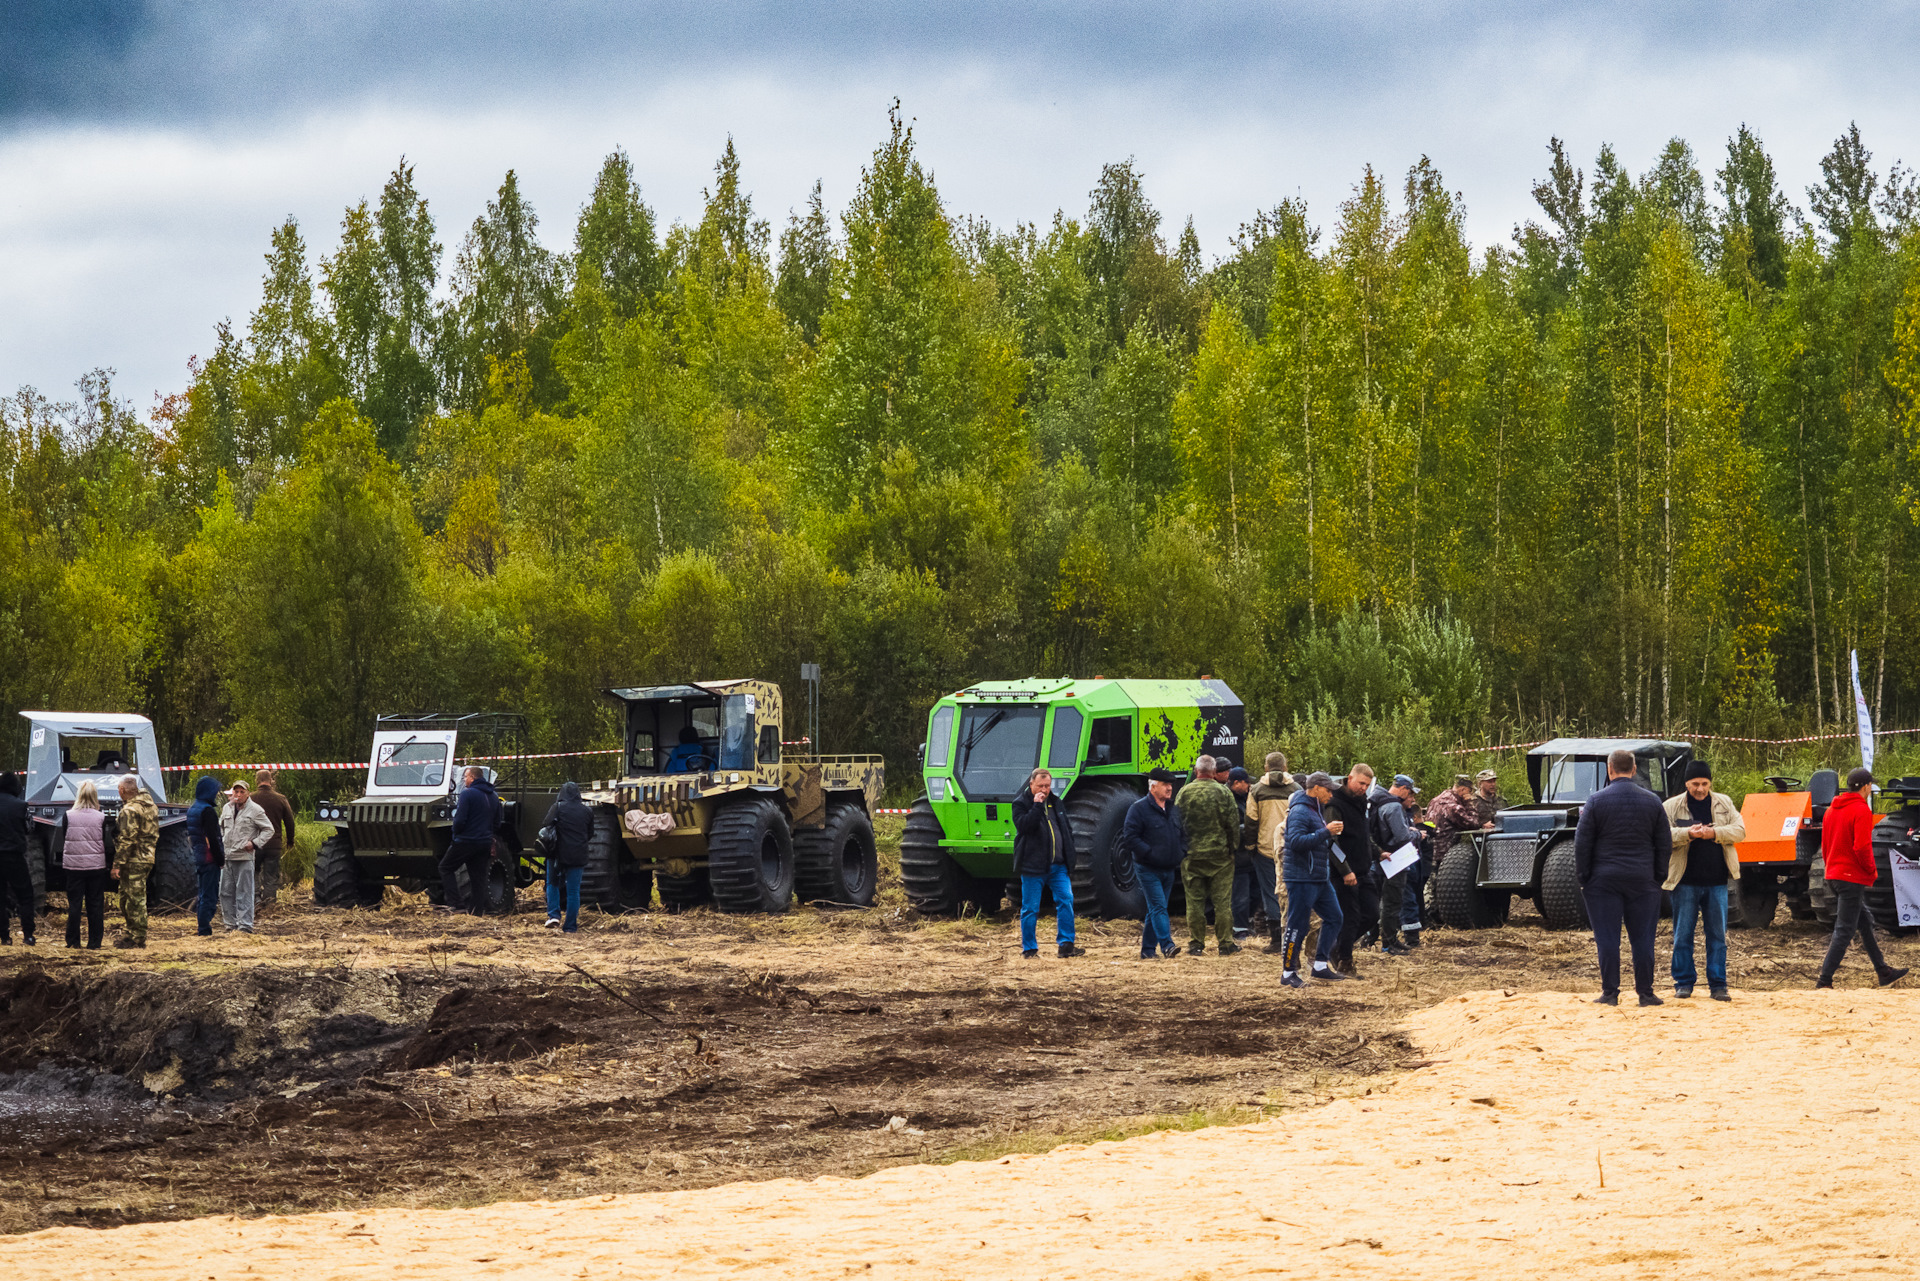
[1574,748,1672,1006]
[1816,767,1910,989]
[1326,764,1378,974]
[0,773,35,946]
[1124,768,1187,959]
[442,766,500,916]
[1011,767,1081,959]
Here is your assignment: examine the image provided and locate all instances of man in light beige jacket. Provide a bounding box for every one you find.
[1661,761,1746,1000]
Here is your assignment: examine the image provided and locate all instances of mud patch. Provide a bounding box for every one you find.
[385,987,604,1069]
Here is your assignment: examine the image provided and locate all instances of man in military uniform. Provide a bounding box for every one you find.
[113,774,159,949]
[1472,769,1509,825]
[1176,755,1241,956]
[1425,774,1493,867]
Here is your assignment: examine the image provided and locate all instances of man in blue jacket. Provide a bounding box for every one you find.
[1011,768,1081,959]
[442,766,500,916]
[1574,748,1672,1006]
[1123,767,1187,959]
[1281,772,1351,988]
[186,775,226,937]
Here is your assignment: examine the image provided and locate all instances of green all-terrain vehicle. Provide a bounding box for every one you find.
[900,677,1245,918]
[1434,737,1692,931]
[312,713,554,912]
[579,680,884,914]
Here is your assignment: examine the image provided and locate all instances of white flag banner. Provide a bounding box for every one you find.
[1852,650,1875,771]
[1891,848,1920,929]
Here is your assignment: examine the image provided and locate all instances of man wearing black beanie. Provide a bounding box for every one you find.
[1661,760,1745,1000]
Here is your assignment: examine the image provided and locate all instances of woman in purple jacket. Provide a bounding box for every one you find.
[59,782,112,949]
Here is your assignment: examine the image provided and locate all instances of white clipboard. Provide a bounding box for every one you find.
[1379,842,1420,878]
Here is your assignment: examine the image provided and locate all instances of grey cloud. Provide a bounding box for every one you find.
[5,1,1910,125]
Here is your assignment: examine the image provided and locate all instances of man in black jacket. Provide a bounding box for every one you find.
[1123,768,1186,959]
[0,773,35,946]
[1326,764,1378,974]
[541,780,594,933]
[1011,768,1081,959]
[1574,748,1672,1006]
[442,766,501,916]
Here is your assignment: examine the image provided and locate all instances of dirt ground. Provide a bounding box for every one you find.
[0,851,1902,1254]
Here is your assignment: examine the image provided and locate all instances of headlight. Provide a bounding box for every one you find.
[928,778,946,800]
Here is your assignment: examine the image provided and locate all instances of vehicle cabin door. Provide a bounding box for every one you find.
[1044,706,1084,792]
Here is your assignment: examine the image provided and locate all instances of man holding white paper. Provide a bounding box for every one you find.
[1369,774,1422,955]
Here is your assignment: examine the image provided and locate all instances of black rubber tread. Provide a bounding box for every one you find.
[1065,778,1148,920]
[899,799,995,915]
[485,839,517,915]
[793,799,878,906]
[1433,838,1509,929]
[705,796,796,914]
[312,832,365,907]
[1536,838,1587,930]
[149,824,197,913]
[1733,874,1778,930]
[1809,854,1836,925]
[655,871,712,912]
[582,807,653,913]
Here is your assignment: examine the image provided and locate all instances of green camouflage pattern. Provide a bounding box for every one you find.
[1183,863,1234,948]
[1176,777,1240,870]
[115,791,159,943]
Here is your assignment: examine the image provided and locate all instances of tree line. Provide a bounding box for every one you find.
[5,105,1920,791]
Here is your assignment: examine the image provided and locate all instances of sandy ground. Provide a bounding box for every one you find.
[5,984,1914,1279]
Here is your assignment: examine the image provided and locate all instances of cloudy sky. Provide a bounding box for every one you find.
[5,0,1919,411]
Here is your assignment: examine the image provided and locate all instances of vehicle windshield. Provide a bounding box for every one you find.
[1543,756,1606,803]
[954,704,1044,802]
[375,739,450,788]
[58,736,137,774]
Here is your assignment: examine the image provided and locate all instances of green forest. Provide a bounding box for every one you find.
[6,106,1920,791]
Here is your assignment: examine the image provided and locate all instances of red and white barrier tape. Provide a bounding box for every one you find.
[875,808,914,815]
[165,741,826,774]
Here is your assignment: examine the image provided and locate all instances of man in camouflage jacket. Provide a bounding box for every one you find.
[114,775,159,948]
[1176,756,1242,956]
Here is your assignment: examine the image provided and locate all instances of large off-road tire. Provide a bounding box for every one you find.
[655,870,712,912]
[899,799,997,915]
[1536,839,1587,930]
[1433,840,1510,929]
[149,824,197,913]
[312,833,382,908]
[793,799,878,906]
[1065,778,1148,920]
[1733,874,1778,930]
[581,808,653,913]
[706,796,796,914]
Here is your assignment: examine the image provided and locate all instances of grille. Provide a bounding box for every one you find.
[1483,834,1538,885]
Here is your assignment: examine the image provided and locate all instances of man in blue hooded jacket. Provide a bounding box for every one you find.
[1281,772,1352,988]
[186,775,226,937]
[442,766,500,916]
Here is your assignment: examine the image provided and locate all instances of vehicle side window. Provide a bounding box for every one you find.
[758,725,780,764]
[1088,716,1132,766]
[1047,707,1083,771]
[926,706,955,768]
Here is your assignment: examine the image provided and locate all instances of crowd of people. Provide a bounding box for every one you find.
[0,770,297,947]
[1012,748,1909,998]
[1014,752,1507,980]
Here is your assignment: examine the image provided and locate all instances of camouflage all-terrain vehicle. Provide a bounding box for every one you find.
[16,711,196,912]
[1434,737,1692,931]
[312,713,554,912]
[579,680,884,913]
[900,677,1245,919]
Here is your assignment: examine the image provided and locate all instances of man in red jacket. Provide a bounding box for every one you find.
[1817,768,1909,989]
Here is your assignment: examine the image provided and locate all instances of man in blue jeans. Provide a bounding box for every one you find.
[1661,761,1746,1000]
[1012,768,1082,959]
[1124,768,1187,958]
[1281,772,1350,988]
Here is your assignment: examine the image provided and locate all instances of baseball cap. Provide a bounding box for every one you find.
[1228,767,1250,784]
[1147,767,1177,785]
[1304,771,1334,791]
[1393,774,1420,794]
[1475,769,1499,783]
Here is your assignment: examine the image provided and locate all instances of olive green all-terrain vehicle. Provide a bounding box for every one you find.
[312,713,554,912]
[1433,737,1693,931]
[579,680,884,913]
[901,677,1245,919]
